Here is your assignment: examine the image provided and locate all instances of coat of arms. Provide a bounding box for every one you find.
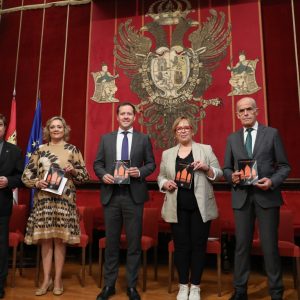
[114,0,231,148]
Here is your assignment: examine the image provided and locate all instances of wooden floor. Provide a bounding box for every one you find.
[3,262,299,300]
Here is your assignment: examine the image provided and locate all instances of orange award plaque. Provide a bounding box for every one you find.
[113,160,130,184]
[238,159,259,185]
[175,162,194,189]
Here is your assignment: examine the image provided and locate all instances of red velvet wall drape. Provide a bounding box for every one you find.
[0,0,299,180]
[261,0,300,180]
[0,0,90,155]
[86,0,267,180]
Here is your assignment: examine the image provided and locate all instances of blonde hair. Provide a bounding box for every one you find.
[171,116,193,135]
[43,116,71,142]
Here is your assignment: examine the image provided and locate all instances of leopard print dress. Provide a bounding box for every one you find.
[22,142,89,245]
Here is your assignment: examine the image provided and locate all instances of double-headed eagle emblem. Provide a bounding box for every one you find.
[114,0,231,148]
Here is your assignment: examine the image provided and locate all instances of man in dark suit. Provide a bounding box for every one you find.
[223,97,291,300]
[0,114,24,298]
[94,102,155,300]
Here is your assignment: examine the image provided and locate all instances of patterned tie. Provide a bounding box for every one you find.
[245,128,254,158]
[121,131,129,160]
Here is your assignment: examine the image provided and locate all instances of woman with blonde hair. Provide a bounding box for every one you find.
[158,116,222,300]
[22,116,89,296]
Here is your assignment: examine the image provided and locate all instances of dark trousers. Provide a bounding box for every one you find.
[171,208,211,285]
[233,193,283,298]
[103,188,144,288]
[0,216,10,287]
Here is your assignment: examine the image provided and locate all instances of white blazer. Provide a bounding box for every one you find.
[157,142,223,223]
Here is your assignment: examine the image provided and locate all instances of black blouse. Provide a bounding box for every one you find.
[176,151,198,211]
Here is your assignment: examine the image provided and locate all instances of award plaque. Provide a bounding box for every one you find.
[113,160,130,184]
[42,164,67,195]
[238,159,259,185]
[175,162,194,189]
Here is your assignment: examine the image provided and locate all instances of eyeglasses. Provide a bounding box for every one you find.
[176,126,192,133]
[237,107,257,116]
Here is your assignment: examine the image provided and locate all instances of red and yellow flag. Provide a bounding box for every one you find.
[6,92,18,204]
[6,93,17,144]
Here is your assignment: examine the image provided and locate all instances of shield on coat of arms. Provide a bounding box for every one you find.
[150,47,190,98]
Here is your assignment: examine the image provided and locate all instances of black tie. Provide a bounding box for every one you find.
[245,128,254,158]
[121,131,129,160]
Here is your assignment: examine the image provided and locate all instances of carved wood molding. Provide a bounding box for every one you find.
[0,0,91,15]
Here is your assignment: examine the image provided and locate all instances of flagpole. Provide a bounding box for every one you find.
[36,0,46,103]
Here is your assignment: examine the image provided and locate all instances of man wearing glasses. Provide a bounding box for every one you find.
[223,97,291,300]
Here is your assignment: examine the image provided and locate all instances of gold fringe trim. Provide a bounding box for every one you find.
[0,0,91,15]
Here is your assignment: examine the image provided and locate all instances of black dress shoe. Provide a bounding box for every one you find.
[229,292,248,300]
[127,287,141,300]
[0,289,5,299]
[96,286,115,300]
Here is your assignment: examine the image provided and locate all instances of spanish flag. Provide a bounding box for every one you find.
[6,90,18,204]
[6,91,17,145]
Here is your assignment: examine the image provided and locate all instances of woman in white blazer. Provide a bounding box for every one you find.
[157,116,223,300]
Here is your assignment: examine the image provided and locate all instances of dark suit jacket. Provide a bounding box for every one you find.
[93,130,156,205]
[223,124,291,209]
[0,141,24,217]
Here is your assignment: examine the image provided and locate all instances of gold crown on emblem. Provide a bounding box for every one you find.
[146,0,193,25]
